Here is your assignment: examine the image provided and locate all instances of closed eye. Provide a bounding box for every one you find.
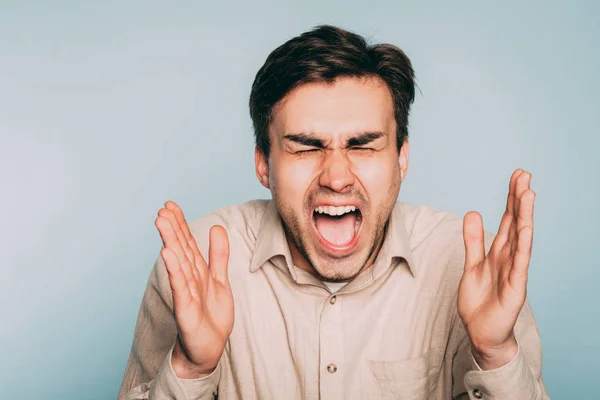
[296,148,321,154]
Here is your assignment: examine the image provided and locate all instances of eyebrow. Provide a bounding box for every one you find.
[346,131,385,147]
[282,133,325,148]
[283,131,385,148]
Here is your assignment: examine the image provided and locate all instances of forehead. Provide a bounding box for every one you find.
[270,76,395,138]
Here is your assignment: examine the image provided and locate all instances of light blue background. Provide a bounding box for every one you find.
[1,1,598,398]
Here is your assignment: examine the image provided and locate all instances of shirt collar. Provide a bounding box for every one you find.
[249,200,416,278]
[370,203,417,278]
[249,201,293,274]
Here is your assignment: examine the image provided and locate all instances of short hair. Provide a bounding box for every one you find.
[249,24,416,158]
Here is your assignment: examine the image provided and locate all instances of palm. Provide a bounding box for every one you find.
[155,201,234,373]
[457,169,535,352]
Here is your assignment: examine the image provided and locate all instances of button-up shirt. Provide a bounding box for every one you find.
[119,200,549,399]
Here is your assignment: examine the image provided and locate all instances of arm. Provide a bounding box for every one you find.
[452,299,549,399]
[117,255,221,400]
[118,202,233,399]
[453,169,550,399]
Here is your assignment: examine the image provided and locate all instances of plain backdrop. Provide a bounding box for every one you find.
[1,1,598,398]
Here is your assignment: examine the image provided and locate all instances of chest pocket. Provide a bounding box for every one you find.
[361,347,445,400]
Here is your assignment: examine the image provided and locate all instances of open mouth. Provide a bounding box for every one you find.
[312,205,363,254]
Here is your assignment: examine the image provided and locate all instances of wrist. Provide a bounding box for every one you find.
[471,334,518,371]
[171,341,217,379]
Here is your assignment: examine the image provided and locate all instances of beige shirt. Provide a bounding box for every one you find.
[119,200,549,400]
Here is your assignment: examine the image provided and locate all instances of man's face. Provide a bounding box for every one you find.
[255,76,409,281]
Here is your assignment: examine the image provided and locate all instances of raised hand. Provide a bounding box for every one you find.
[457,169,535,370]
[155,201,234,378]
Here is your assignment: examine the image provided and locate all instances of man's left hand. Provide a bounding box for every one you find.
[457,169,535,370]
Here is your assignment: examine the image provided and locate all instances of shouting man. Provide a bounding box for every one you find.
[119,25,549,399]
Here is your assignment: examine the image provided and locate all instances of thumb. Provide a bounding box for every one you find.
[463,211,485,272]
[208,225,230,285]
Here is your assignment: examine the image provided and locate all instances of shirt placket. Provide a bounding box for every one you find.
[318,293,345,399]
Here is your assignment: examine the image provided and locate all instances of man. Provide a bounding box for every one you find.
[119,25,549,399]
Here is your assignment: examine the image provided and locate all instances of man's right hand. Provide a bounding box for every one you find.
[155,201,234,379]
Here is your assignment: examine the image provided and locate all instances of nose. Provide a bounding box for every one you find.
[318,150,356,193]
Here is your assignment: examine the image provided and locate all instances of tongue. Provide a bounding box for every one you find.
[314,213,358,246]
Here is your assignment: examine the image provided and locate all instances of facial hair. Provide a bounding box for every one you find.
[274,184,398,282]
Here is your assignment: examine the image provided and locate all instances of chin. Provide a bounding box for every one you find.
[310,247,369,281]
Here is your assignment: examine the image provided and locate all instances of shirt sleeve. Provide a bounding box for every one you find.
[450,230,550,399]
[451,299,550,400]
[117,254,221,400]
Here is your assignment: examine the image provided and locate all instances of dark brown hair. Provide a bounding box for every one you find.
[249,24,416,158]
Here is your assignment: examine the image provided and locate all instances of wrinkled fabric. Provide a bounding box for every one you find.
[118,200,549,400]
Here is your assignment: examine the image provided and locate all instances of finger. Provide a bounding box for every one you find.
[159,207,195,265]
[158,208,198,283]
[165,201,194,241]
[155,215,180,249]
[509,225,533,292]
[506,169,525,216]
[155,216,196,288]
[509,172,532,253]
[165,201,209,278]
[517,189,535,233]
[208,225,230,285]
[494,170,524,249]
[166,201,201,254]
[463,211,485,272]
[512,171,531,223]
[491,211,513,256]
[161,247,193,309]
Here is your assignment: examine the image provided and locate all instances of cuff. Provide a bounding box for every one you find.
[149,344,221,400]
[463,342,539,399]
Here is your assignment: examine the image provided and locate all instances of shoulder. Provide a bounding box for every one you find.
[187,199,269,233]
[397,202,464,247]
[185,199,270,261]
[187,199,269,244]
[396,202,495,275]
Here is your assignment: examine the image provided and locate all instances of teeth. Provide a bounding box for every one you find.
[314,205,357,216]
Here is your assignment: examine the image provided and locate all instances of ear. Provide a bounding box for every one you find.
[255,146,270,189]
[398,139,409,183]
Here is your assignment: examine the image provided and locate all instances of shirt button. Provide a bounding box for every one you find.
[326,363,337,374]
[329,295,337,305]
[473,388,483,399]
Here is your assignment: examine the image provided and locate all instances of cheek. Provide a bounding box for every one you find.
[272,159,317,203]
[352,157,400,198]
